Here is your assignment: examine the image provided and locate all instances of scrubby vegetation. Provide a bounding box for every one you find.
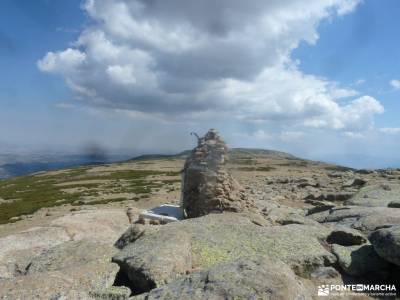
[0,166,179,224]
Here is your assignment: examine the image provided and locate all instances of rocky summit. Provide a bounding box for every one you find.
[1,129,400,299]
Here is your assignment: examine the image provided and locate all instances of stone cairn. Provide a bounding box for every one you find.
[181,129,255,218]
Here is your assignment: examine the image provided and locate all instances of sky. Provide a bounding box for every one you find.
[0,0,399,168]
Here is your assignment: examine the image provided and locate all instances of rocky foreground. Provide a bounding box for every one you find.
[1,132,400,299]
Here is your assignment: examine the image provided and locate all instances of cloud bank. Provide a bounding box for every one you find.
[38,0,383,133]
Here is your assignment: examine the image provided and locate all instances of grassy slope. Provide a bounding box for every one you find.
[0,164,179,224]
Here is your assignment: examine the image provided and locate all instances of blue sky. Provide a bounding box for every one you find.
[294,0,400,129]
[0,0,84,148]
[0,0,399,168]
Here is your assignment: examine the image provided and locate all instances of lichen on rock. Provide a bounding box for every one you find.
[112,213,336,293]
[130,257,312,300]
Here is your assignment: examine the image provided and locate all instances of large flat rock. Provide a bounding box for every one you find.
[0,208,131,298]
[50,208,131,243]
[113,213,336,292]
[331,244,390,277]
[369,225,400,266]
[132,257,311,300]
[0,256,119,299]
[0,209,129,279]
[0,226,71,279]
[346,183,400,207]
[317,206,400,233]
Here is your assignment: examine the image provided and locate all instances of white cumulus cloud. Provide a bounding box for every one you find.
[38,48,86,73]
[38,0,383,133]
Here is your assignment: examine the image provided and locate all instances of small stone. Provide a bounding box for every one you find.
[325,193,353,202]
[126,207,135,224]
[306,202,335,216]
[342,178,367,188]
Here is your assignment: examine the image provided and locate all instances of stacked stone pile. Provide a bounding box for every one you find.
[181,129,255,218]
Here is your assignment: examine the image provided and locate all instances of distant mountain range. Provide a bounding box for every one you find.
[0,154,130,179]
[1,148,398,180]
[129,148,295,161]
[0,148,297,180]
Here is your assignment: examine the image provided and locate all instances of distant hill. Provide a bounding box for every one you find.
[0,148,302,180]
[129,148,296,162]
[229,148,296,159]
[129,151,190,161]
[0,154,129,180]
